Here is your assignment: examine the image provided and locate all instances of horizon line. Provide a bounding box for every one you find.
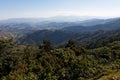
[0,15,120,20]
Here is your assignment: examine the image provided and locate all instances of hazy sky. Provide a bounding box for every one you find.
[0,0,120,19]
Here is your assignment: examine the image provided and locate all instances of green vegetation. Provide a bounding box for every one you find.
[0,39,120,80]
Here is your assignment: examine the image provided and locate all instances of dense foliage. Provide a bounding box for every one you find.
[0,39,120,80]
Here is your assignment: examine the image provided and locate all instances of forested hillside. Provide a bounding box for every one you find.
[0,37,120,80]
[18,28,120,48]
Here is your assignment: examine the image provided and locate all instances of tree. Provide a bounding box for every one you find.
[65,39,76,49]
[39,40,53,51]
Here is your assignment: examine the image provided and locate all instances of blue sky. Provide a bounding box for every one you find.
[0,0,120,19]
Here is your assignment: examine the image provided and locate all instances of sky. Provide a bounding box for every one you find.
[0,0,120,19]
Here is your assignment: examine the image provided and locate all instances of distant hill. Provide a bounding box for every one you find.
[18,28,120,48]
[62,18,120,32]
[77,29,120,48]
[18,30,77,45]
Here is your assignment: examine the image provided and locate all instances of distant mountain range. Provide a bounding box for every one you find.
[0,16,119,33]
[62,18,120,32]
[0,16,103,23]
[0,16,120,46]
